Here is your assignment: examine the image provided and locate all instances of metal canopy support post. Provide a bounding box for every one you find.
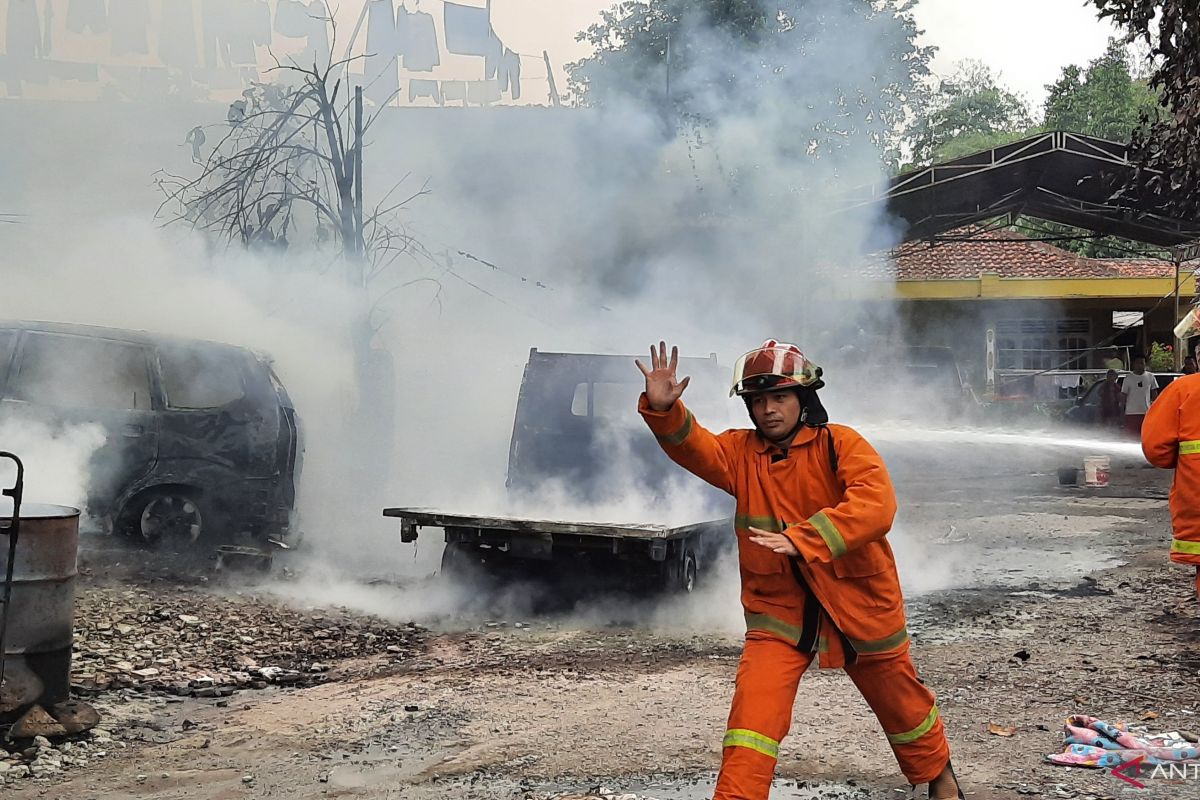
[1175,255,1183,372]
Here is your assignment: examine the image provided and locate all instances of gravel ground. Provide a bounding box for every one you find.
[3,455,1198,799]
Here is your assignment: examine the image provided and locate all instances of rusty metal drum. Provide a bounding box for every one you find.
[0,504,80,710]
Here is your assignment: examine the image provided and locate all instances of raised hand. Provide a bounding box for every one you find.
[635,341,691,412]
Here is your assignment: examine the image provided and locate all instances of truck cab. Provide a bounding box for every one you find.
[505,348,733,513]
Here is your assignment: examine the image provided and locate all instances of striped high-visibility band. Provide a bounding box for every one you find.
[746,612,907,654]
[848,626,910,654]
[655,410,694,446]
[1171,538,1200,555]
[809,511,847,559]
[723,728,780,759]
[734,514,787,532]
[733,513,849,560]
[887,704,940,745]
[1180,440,1200,455]
[745,612,802,644]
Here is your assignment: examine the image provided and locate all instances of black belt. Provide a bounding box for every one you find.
[789,557,857,665]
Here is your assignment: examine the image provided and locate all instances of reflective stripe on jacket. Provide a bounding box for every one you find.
[1142,374,1200,565]
[639,395,907,662]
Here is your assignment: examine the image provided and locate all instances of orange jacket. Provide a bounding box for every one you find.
[639,396,908,665]
[1142,373,1200,565]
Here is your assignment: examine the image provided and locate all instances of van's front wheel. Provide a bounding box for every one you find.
[119,489,207,547]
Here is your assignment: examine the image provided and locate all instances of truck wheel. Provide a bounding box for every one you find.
[677,550,698,594]
[440,541,474,580]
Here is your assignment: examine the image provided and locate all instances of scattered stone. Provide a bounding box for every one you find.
[8,705,67,740]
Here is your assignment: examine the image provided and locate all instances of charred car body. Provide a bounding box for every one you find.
[0,321,301,545]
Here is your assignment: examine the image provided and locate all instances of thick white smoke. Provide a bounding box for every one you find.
[0,1,955,626]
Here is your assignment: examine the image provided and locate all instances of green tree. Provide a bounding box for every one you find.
[1028,36,1170,257]
[905,60,1033,166]
[567,0,932,155]
[1091,0,1200,220]
[1043,38,1161,141]
[903,40,1171,257]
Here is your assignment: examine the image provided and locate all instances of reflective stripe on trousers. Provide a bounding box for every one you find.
[714,634,950,800]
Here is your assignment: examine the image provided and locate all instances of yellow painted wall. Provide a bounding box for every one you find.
[876,272,1198,302]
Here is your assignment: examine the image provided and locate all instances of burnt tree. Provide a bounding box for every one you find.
[156,45,431,494]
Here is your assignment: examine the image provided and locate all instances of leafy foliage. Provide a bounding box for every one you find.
[906,60,1033,166]
[567,0,933,156]
[1149,341,1175,373]
[1091,1,1200,220]
[901,35,1173,256]
[1043,38,1161,142]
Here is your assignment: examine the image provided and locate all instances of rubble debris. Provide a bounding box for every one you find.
[1,724,121,785]
[215,545,273,573]
[528,791,657,800]
[987,722,1018,737]
[70,585,427,698]
[0,662,45,714]
[49,701,100,735]
[7,705,67,739]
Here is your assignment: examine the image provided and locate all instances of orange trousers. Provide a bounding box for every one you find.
[714,633,950,800]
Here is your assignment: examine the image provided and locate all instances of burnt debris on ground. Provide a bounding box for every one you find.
[70,583,427,696]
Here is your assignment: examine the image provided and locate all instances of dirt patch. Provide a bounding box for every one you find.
[5,467,1199,799]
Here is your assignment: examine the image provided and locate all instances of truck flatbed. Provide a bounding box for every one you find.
[382,507,733,593]
[382,507,727,541]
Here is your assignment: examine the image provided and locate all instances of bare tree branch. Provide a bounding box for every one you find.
[157,37,428,339]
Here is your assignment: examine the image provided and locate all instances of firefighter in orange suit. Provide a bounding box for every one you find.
[636,341,962,800]
[1141,372,1200,600]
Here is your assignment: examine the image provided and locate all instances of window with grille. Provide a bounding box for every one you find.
[995,319,1091,370]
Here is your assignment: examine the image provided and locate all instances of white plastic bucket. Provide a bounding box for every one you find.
[1083,455,1111,487]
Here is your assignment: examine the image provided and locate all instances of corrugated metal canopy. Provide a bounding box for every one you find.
[877,131,1200,249]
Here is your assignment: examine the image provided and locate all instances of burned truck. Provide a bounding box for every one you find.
[0,321,301,546]
[385,349,735,593]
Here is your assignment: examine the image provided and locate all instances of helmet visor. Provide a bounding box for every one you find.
[730,345,821,396]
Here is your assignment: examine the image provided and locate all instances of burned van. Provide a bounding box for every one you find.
[0,321,301,546]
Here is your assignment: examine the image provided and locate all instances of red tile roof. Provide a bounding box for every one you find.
[885,227,1176,281]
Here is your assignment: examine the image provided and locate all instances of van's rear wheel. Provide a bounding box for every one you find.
[120,489,207,547]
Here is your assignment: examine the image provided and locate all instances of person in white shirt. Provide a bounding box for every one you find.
[1122,354,1157,437]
